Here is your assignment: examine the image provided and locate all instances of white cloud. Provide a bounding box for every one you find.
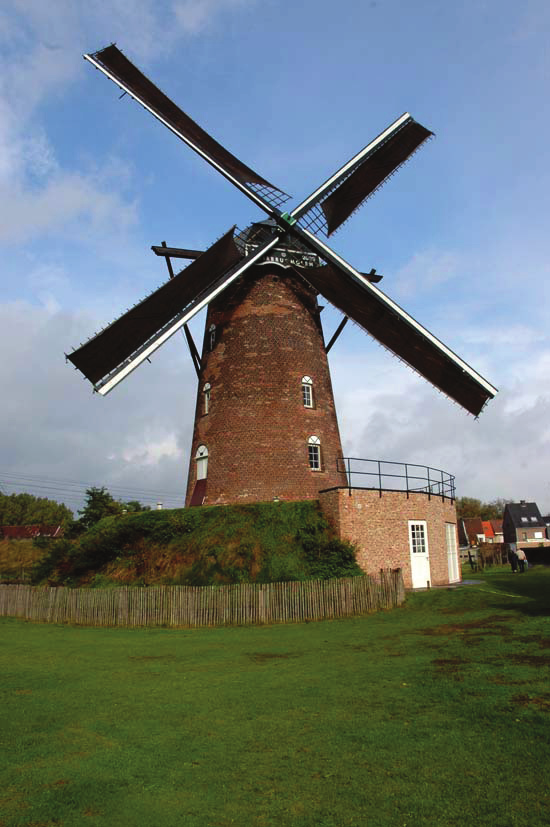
[0,167,137,243]
[0,7,140,244]
[118,433,181,466]
[173,0,253,34]
[393,248,461,300]
[330,338,550,514]
[4,0,259,67]
[461,323,547,348]
[0,0,261,245]
[0,299,196,509]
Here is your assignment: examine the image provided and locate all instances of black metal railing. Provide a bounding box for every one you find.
[337,457,455,501]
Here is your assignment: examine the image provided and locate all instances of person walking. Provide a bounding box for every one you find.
[509,542,519,573]
[517,547,527,573]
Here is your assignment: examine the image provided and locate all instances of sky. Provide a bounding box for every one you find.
[1,0,549,515]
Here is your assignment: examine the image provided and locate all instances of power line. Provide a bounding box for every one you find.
[0,471,186,510]
[0,480,183,505]
[0,479,183,505]
[0,471,184,499]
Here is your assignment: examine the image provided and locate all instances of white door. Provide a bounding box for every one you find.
[409,521,431,588]
[446,522,460,583]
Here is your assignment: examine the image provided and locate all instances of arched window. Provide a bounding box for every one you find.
[203,382,211,415]
[208,324,216,352]
[302,375,314,408]
[195,445,208,480]
[308,435,321,471]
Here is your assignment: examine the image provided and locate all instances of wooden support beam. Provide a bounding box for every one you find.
[325,315,349,354]
[184,324,201,378]
[161,241,175,279]
[160,241,200,378]
[152,245,203,260]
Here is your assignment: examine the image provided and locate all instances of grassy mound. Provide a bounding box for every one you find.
[29,500,361,587]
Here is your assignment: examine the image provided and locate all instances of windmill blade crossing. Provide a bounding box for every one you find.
[290,226,497,416]
[85,45,290,213]
[68,228,242,389]
[73,46,497,422]
[294,115,432,237]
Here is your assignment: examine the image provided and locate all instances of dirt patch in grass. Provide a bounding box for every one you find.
[128,655,178,662]
[432,656,467,680]
[512,692,550,711]
[247,652,300,662]
[439,607,471,615]
[418,614,514,637]
[489,675,529,686]
[506,654,550,667]
[516,636,550,649]
[26,821,62,826]
[463,636,483,646]
[432,656,467,669]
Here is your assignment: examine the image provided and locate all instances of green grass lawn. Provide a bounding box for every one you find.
[1,568,549,827]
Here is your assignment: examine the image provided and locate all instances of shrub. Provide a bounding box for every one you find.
[31,539,76,584]
[297,525,362,580]
[258,551,305,583]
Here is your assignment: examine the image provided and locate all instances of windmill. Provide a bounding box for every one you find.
[68,45,497,507]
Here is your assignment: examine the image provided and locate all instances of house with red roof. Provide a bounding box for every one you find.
[481,521,494,541]
[0,525,64,540]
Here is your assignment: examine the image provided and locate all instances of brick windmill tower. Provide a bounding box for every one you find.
[68,46,497,507]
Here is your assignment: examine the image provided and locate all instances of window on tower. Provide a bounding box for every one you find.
[302,375,314,408]
[196,445,208,480]
[208,324,216,352]
[308,435,321,470]
[203,382,211,414]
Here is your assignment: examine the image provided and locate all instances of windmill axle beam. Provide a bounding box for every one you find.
[152,245,203,260]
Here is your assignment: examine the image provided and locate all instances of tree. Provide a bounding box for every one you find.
[77,488,151,528]
[78,487,122,528]
[122,500,151,514]
[456,497,483,520]
[480,498,511,520]
[456,496,511,521]
[0,492,73,525]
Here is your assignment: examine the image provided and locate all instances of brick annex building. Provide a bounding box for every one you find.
[184,263,460,590]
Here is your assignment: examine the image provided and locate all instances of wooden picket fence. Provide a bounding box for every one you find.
[0,570,404,628]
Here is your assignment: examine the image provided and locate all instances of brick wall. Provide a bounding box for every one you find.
[185,265,347,506]
[319,487,458,589]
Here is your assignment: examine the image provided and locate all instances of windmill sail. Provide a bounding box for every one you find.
[294,114,432,236]
[85,45,290,212]
[291,229,497,416]
[74,46,497,418]
[68,229,242,388]
[68,229,283,395]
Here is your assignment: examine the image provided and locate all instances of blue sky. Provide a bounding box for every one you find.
[1,0,549,513]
